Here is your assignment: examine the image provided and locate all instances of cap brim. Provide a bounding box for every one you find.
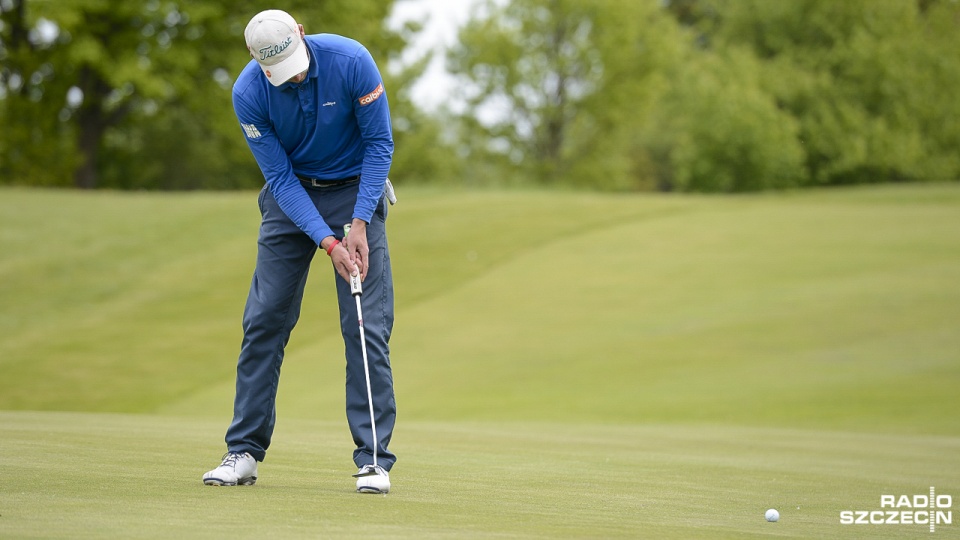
[260,41,309,86]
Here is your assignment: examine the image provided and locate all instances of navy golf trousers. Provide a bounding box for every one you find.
[225,181,397,470]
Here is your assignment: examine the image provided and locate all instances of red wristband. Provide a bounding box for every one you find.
[325,239,340,256]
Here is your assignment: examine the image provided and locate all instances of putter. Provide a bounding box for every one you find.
[349,267,380,477]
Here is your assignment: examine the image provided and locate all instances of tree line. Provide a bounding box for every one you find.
[2,0,958,192]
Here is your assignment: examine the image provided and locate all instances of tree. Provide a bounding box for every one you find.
[449,0,682,189]
[643,46,805,192]
[448,0,959,191]
[447,0,801,191]
[1,0,78,185]
[1,0,236,188]
[1,0,416,189]
[702,0,960,185]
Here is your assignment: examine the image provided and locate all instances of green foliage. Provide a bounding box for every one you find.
[564,0,687,190]
[0,0,77,184]
[646,47,806,192]
[0,0,438,189]
[449,0,960,191]
[4,0,959,191]
[705,0,960,185]
[448,0,809,191]
[449,0,674,189]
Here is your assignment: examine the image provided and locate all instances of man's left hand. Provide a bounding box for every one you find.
[344,218,369,280]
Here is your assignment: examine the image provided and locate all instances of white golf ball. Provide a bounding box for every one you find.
[765,508,780,522]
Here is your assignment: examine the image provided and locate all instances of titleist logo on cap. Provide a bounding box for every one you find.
[259,36,293,62]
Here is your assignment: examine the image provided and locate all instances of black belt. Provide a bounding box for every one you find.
[297,175,360,188]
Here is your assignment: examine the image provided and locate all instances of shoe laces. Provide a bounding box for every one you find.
[220,452,245,469]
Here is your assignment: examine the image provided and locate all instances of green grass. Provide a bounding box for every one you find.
[1,184,959,538]
[2,412,958,539]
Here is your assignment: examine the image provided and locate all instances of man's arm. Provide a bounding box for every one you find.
[344,46,394,280]
[233,88,336,246]
[350,46,394,224]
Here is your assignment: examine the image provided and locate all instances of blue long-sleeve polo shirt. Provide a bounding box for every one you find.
[233,34,394,245]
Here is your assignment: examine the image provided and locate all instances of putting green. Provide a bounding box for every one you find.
[1,184,958,537]
[1,411,957,539]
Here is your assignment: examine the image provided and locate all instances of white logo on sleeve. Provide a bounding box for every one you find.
[241,123,262,139]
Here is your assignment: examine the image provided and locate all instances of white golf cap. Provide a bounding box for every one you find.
[244,10,309,86]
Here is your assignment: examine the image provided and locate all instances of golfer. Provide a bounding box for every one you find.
[202,9,396,494]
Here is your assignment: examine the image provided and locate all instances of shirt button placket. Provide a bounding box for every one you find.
[299,82,316,126]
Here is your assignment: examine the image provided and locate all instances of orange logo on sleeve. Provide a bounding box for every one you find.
[358,83,384,106]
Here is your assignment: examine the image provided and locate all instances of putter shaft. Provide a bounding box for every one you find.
[352,277,378,470]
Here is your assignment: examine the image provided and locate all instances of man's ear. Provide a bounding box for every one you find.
[299,24,305,38]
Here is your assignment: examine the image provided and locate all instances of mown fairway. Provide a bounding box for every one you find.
[1,185,959,538]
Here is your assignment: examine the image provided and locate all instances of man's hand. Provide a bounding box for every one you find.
[321,235,359,283]
[343,218,369,280]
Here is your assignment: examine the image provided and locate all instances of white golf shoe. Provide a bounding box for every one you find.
[354,464,390,494]
[202,452,258,486]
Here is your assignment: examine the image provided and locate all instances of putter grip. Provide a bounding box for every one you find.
[350,271,362,296]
